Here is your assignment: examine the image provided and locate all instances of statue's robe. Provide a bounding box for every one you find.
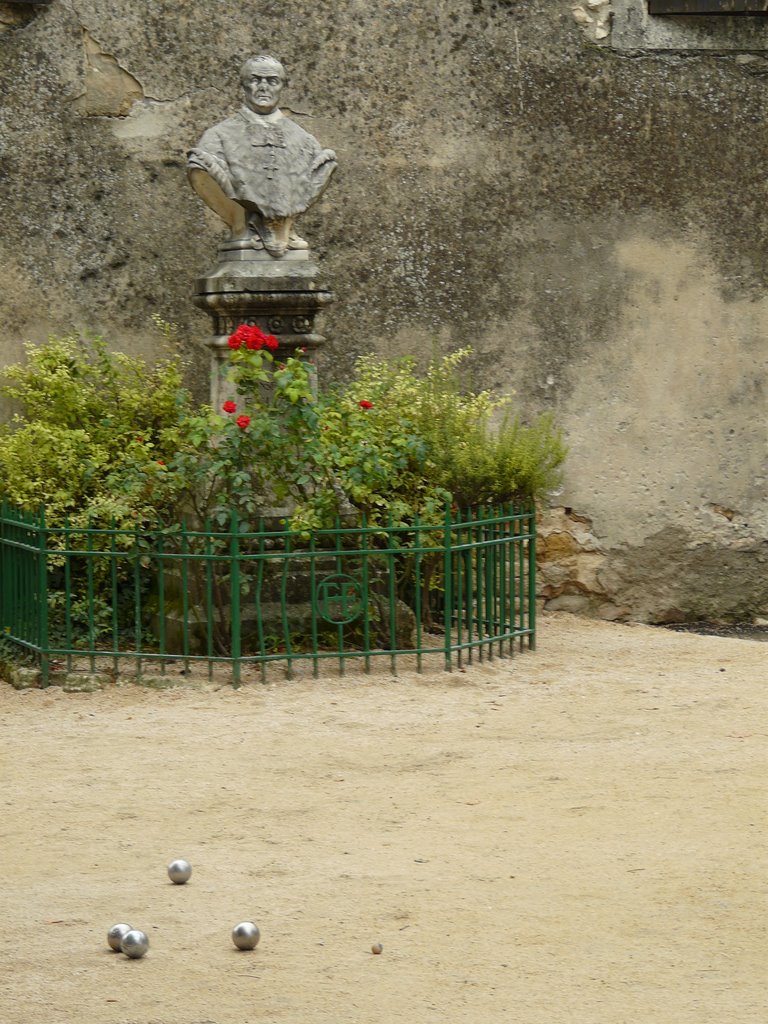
[187,106,335,222]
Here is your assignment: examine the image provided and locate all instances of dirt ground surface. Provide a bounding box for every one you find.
[2,613,766,1024]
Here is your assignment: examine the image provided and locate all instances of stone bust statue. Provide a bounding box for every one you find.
[188,55,337,258]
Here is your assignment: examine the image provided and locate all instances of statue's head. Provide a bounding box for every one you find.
[240,55,286,115]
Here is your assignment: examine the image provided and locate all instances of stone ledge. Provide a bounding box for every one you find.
[611,0,768,51]
[6,666,42,690]
[60,672,112,693]
[117,674,204,690]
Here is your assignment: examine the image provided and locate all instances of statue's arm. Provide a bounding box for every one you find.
[311,148,337,172]
[187,131,234,196]
[187,130,247,236]
[187,169,247,235]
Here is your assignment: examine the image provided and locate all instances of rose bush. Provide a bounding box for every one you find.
[0,323,566,536]
[0,324,566,651]
[151,328,566,535]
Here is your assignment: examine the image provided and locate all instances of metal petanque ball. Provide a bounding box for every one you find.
[107,923,132,952]
[231,922,260,950]
[167,859,192,884]
[120,929,150,959]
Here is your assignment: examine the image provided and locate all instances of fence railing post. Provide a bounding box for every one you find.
[0,498,6,638]
[443,504,453,672]
[528,502,537,651]
[229,508,241,687]
[37,504,50,686]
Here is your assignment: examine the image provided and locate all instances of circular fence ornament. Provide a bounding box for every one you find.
[316,574,364,624]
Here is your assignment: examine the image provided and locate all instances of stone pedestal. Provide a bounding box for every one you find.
[193,239,333,408]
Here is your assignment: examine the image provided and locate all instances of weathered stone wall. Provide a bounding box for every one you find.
[1,0,766,622]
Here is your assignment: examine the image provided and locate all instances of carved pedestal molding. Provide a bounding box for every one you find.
[193,244,333,409]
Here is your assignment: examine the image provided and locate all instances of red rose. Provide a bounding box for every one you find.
[222,400,237,413]
[229,323,266,348]
[236,415,251,430]
[358,400,374,410]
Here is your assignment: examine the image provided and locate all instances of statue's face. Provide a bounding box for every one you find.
[242,61,284,115]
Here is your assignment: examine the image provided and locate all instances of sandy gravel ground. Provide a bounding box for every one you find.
[1,613,766,1024]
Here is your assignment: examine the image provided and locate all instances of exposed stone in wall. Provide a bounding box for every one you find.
[0,3,36,35]
[539,505,768,625]
[572,1,612,43]
[73,30,144,117]
[537,507,629,621]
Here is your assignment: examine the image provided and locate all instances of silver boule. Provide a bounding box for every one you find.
[107,923,132,952]
[167,859,192,884]
[120,929,149,959]
[231,921,260,950]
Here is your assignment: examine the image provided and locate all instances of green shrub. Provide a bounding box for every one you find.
[0,328,566,649]
[0,330,566,533]
[0,331,195,647]
[0,331,192,525]
[320,347,567,516]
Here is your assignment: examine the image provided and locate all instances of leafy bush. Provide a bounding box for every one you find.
[0,330,192,526]
[0,329,566,531]
[0,330,195,647]
[337,348,567,513]
[0,327,566,652]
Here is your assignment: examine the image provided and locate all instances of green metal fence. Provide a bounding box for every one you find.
[0,499,536,685]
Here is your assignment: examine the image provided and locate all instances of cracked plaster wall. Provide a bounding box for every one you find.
[0,0,766,622]
[73,30,144,117]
